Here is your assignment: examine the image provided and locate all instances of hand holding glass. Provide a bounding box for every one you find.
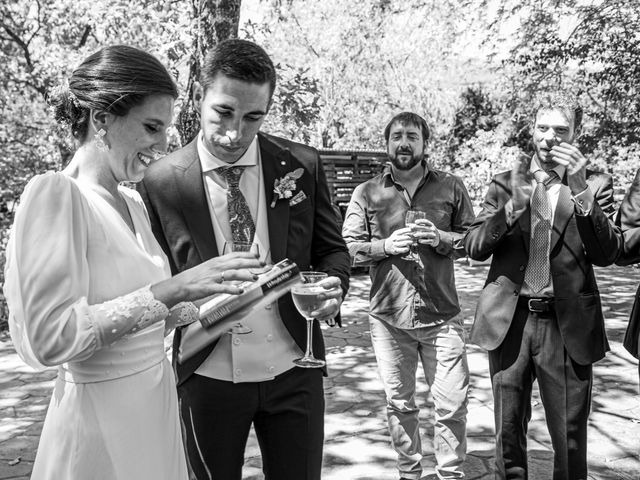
[222,242,260,334]
[404,210,428,261]
[292,272,329,368]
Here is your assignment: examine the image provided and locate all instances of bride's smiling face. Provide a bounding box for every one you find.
[102,94,174,183]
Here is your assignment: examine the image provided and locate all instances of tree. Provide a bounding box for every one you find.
[0,0,195,201]
[0,0,241,329]
[177,0,242,144]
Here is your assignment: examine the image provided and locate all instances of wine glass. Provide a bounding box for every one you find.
[222,241,260,334]
[291,271,329,368]
[403,210,428,261]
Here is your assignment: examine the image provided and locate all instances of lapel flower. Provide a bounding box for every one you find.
[270,168,304,208]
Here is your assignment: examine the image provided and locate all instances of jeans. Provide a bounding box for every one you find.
[369,314,469,480]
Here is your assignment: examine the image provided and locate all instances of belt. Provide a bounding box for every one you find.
[518,296,555,314]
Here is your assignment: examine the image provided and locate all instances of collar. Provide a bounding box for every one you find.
[197,132,259,173]
[530,154,566,180]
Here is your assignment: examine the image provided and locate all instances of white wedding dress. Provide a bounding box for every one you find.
[4,172,188,479]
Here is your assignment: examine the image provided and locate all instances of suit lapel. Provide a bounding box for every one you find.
[173,141,220,261]
[551,182,573,250]
[259,133,291,263]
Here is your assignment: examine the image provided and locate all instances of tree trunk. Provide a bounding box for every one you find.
[177,0,242,145]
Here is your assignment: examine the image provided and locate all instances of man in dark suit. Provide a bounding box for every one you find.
[615,169,640,379]
[464,92,621,479]
[139,39,350,480]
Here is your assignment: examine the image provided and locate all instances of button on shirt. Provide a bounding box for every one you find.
[342,164,476,329]
[193,132,302,383]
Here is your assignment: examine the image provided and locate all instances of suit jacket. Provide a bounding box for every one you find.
[464,168,622,365]
[615,167,640,358]
[139,132,351,385]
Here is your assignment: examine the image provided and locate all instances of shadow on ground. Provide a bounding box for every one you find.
[1,264,638,480]
[314,264,640,480]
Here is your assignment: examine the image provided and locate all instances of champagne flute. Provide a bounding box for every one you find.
[403,210,428,261]
[222,241,260,334]
[292,271,329,368]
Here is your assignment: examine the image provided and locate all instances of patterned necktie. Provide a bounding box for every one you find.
[524,170,553,293]
[218,166,256,244]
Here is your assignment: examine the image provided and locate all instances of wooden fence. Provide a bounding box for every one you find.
[318,149,387,216]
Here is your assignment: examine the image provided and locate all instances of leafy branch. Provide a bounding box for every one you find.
[1,21,35,71]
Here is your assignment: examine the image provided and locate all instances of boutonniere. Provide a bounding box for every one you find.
[271,168,304,208]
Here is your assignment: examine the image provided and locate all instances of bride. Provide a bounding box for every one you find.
[3,45,262,479]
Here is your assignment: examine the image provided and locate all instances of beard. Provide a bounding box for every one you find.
[389,148,423,171]
[532,141,558,170]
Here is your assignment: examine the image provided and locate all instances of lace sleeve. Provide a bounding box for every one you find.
[88,286,169,347]
[5,173,171,369]
[163,301,199,336]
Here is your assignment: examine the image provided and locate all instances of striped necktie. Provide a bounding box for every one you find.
[524,170,554,293]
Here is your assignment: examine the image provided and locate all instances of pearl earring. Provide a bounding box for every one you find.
[94,128,110,152]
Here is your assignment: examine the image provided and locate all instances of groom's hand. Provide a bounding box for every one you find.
[310,276,343,327]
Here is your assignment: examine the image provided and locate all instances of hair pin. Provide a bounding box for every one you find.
[68,91,81,109]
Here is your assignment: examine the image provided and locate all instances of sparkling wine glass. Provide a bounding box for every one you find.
[222,241,260,334]
[292,271,329,368]
[403,210,428,261]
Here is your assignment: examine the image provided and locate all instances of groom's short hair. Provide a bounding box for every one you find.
[201,39,276,97]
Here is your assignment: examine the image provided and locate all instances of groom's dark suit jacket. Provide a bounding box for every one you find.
[139,132,350,386]
[464,169,621,365]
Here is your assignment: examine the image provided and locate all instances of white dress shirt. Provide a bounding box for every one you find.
[194,132,302,383]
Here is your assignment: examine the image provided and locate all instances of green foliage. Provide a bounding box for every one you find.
[242,16,322,143]
[434,86,521,208]
[1,0,193,204]
[451,88,502,145]
[0,0,204,329]
[247,0,484,149]
[440,126,521,210]
[268,64,321,144]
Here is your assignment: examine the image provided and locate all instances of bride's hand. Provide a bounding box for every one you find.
[151,252,264,307]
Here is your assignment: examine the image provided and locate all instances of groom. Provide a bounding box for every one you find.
[139,39,350,480]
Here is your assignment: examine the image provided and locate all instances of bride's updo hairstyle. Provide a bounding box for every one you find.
[49,45,178,142]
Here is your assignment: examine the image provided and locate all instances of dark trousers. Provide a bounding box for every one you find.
[178,367,325,480]
[488,301,592,480]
